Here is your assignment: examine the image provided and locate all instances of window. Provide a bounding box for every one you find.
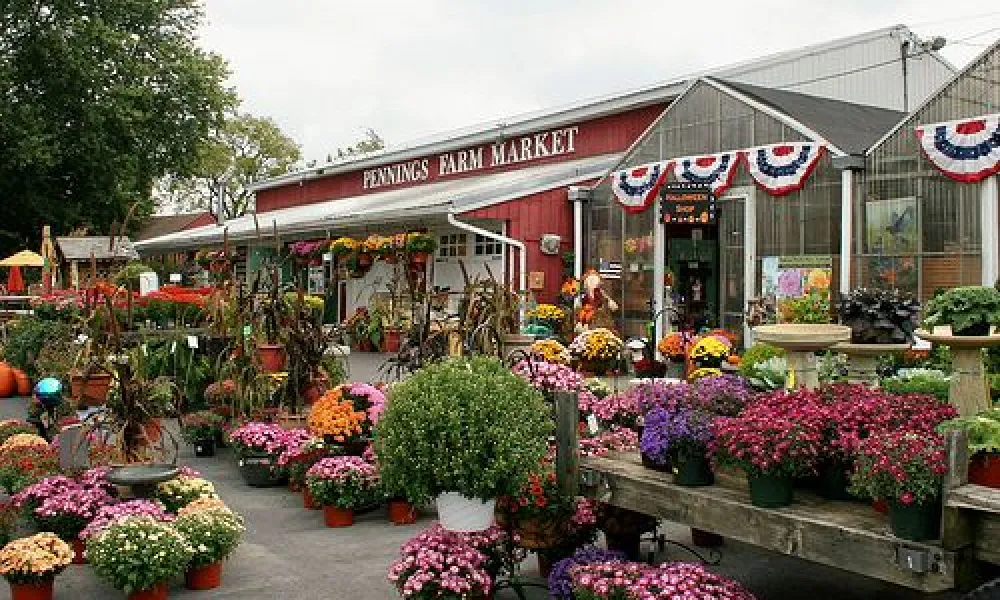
[474,234,503,256]
[438,234,467,258]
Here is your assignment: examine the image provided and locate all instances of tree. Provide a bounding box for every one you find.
[0,0,234,256]
[327,128,385,163]
[158,113,302,218]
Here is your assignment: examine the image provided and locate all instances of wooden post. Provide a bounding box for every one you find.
[554,390,580,498]
[942,430,973,551]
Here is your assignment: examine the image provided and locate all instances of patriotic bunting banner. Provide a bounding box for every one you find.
[915,113,1000,183]
[672,152,740,196]
[744,143,825,196]
[611,161,671,214]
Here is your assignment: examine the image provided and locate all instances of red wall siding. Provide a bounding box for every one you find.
[256,104,667,213]
[185,213,215,230]
[461,178,599,303]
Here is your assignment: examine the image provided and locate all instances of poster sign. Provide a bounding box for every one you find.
[866,197,917,254]
[661,183,717,224]
[761,255,832,299]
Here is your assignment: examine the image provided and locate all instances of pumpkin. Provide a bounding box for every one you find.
[12,368,30,396]
[0,363,15,398]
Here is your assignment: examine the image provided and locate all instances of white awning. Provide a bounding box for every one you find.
[136,154,620,252]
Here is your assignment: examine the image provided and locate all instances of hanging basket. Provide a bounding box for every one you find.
[436,492,495,532]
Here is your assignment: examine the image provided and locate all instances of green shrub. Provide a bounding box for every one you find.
[374,356,552,504]
[1,318,75,377]
[882,368,951,403]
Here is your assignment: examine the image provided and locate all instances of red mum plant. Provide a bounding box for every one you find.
[848,431,948,507]
[711,395,825,478]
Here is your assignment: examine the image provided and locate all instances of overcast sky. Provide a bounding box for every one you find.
[198,1,1000,163]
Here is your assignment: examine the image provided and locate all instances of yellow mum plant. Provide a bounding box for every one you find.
[0,532,73,584]
[0,434,49,451]
[529,339,571,365]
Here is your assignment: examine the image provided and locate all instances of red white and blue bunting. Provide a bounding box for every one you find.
[915,113,1000,183]
[611,161,671,214]
[672,152,740,196]
[743,142,825,196]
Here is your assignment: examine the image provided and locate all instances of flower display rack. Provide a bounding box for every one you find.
[580,452,957,592]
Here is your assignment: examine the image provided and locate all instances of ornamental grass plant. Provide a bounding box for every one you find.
[87,516,193,595]
[0,533,73,585]
[375,357,552,505]
[172,507,245,568]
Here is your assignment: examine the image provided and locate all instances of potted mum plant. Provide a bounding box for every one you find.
[180,411,224,457]
[923,285,1000,336]
[569,328,624,376]
[17,483,113,564]
[640,405,715,486]
[154,476,219,514]
[305,456,381,528]
[87,516,193,600]
[0,533,74,600]
[306,387,368,454]
[228,422,290,487]
[172,507,245,590]
[849,432,948,541]
[938,409,1000,489]
[387,525,494,599]
[711,397,825,508]
[375,357,552,532]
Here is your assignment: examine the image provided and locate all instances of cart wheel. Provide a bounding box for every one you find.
[966,578,1000,599]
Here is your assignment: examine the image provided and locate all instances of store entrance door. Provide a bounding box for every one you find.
[665,225,719,331]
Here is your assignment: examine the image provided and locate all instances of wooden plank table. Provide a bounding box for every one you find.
[582,453,957,593]
[947,484,1000,566]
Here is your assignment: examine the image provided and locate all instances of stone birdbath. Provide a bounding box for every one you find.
[831,342,911,385]
[107,463,180,499]
[752,324,851,390]
[914,327,1000,417]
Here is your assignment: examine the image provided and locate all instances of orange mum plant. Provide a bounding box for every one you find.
[307,387,367,442]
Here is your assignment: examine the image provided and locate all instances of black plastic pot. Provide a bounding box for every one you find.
[889,501,941,541]
[238,452,285,487]
[193,439,216,458]
[748,473,794,508]
[673,453,715,487]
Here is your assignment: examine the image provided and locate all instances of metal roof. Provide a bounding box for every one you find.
[136,154,621,252]
[137,213,210,241]
[56,236,139,261]
[719,80,906,154]
[251,25,944,193]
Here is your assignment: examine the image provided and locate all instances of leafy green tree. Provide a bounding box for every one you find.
[158,112,302,218]
[326,128,385,163]
[0,0,235,255]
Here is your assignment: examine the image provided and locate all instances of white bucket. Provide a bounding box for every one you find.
[435,492,496,532]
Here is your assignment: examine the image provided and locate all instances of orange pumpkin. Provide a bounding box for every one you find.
[12,369,30,396]
[0,363,15,398]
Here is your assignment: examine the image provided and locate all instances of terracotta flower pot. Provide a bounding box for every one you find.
[256,344,287,373]
[9,579,54,600]
[409,251,430,266]
[185,561,223,590]
[872,498,889,514]
[969,453,1000,489]
[383,328,402,353]
[387,499,417,525]
[323,506,354,527]
[304,487,320,510]
[302,378,328,405]
[71,537,86,564]
[127,582,168,600]
[69,371,112,407]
